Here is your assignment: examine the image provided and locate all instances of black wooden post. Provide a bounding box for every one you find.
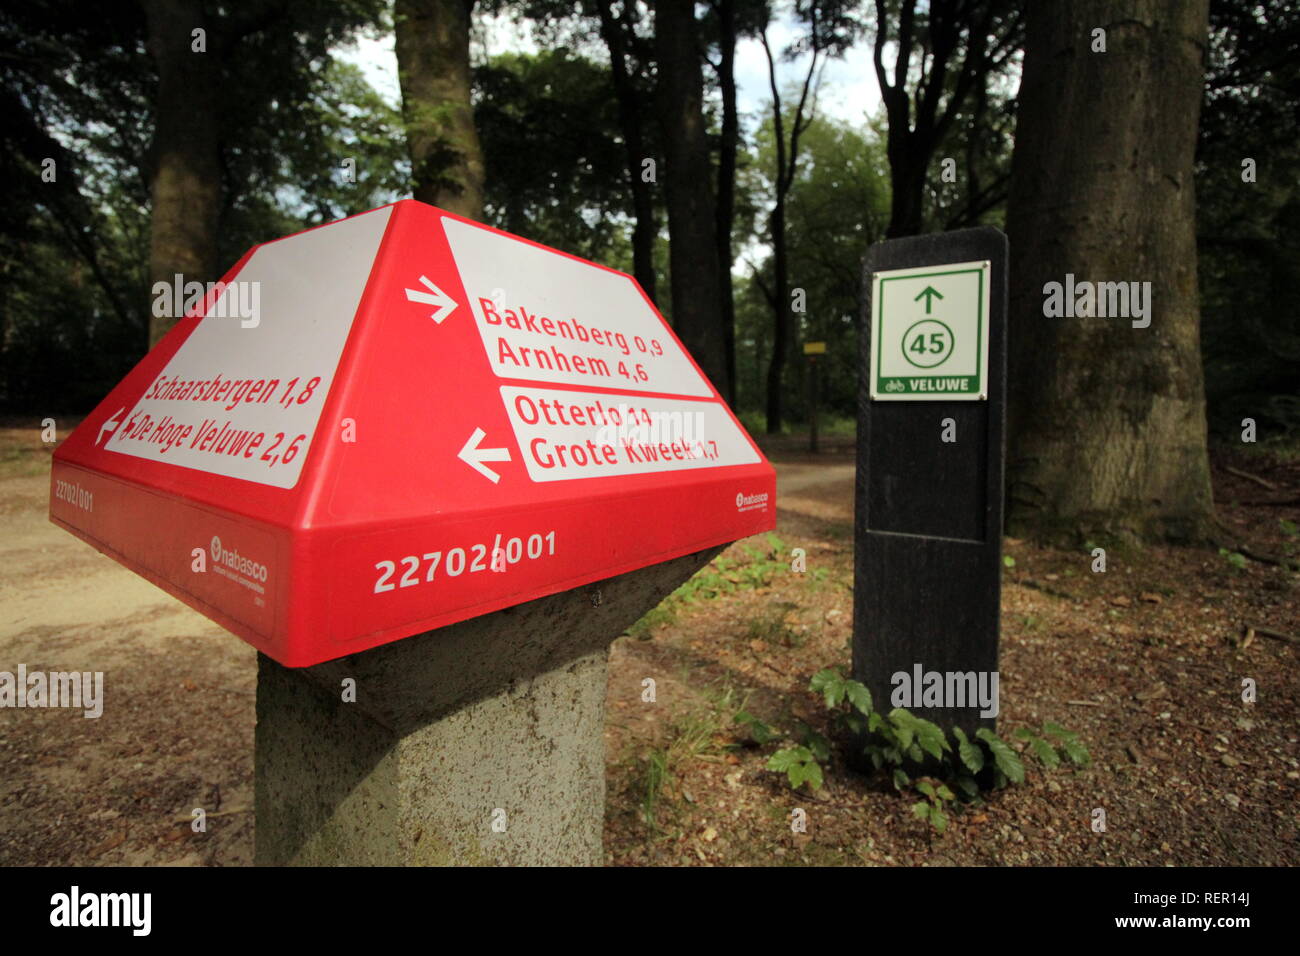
[852,227,1008,737]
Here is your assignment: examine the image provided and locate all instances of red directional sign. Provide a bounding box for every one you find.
[49,201,776,666]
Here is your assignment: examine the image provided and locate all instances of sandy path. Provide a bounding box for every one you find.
[0,445,849,865]
[1,460,256,866]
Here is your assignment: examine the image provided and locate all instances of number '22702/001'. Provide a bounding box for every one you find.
[373,531,557,593]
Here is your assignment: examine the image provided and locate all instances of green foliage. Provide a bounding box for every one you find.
[476,50,636,267]
[756,667,1089,833]
[1008,722,1092,775]
[1218,548,1248,572]
[735,115,891,422]
[810,667,871,713]
[766,746,823,791]
[911,778,956,834]
[0,0,398,412]
[795,721,833,764]
[1040,721,1092,767]
[952,726,984,774]
[640,749,669,832]
[1198,0,1300,441]
[977,728,1025,785]
[733,710,777,746]
[624,535,789,638]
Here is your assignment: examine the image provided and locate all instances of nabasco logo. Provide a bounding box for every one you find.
[210,535,269,591]
[735,490,769,513]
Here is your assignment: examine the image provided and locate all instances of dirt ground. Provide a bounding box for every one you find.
[0,420,1296,866]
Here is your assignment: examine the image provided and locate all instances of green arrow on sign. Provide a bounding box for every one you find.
[914,285,944,314]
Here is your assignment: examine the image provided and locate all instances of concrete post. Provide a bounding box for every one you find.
[255,547,722,866]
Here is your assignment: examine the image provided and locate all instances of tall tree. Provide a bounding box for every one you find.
[654,0,730,396]
[137,1,386,345]
[740,115,889,419]
[591,0,660,303]
[709,0,742,405]
[140,0,222,346]
[1196,0,1300,437]
[475,51,631,262]
[757,13,824,433]
[1005,0,1215,542]
[395,0,485,218]
[871,0,1023,238]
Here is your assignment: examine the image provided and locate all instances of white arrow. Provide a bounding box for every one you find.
[458,427,511,483]
[404,275,459,324]
[97,407,126,446]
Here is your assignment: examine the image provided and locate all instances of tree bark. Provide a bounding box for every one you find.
[1005,0,1216,543]
[654,0,729,396]
[593,0,658,305]
[760,25,818,434]
[714,0,739,406]
[141,0,222,347]
[394,0,484,219]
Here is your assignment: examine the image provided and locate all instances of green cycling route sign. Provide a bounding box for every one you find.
[869,259,991,401]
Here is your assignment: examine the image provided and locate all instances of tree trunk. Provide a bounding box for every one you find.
[758,25,818,434]
[594,0,658,304]
[141,0,222,347]
[1005,0,1215,543]
[765,199,790,432]
[654,0,729,396]
[883,135,928,238]
[714,0,739,406]
[872,0,1018,238]
[394,0,484,219]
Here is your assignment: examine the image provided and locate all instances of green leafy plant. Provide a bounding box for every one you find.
[757,668,1091,833]
[733,710,777,746]
[1015,721,1091,768]
[766,745,823,791]
[911,778,956,833]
